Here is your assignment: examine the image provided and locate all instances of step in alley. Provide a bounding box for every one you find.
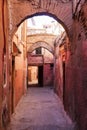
[8,87,74,130]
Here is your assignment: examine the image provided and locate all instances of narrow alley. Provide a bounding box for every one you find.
[0,1,87,130]
[8,87,74,130]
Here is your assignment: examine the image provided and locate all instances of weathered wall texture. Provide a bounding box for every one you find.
[54,32,67,101]
[73,4,87,130]
[0,0,10,130]
[0,1,5,129]
[12,22,27,109]
[13,45,24,107]
[43,64,54,86]
[8,0,72,38]
[54,55,63,100]
[64,3,87,130]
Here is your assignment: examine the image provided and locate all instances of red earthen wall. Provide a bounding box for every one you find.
[14,70,24,107]
[54,56,63,100]
[0,1,4,129]
[43,64,54,86]
[0,0,9,129]
[54,15,87,130]
[14,51,24,108]
[65,19,87,130]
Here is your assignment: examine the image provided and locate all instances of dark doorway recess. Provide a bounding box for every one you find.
[11,57,15,114]
[38,66,43,87]
[63,61,65,106]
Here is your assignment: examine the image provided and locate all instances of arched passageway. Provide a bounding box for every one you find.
[8,13,73,130]
[0,1,87,130]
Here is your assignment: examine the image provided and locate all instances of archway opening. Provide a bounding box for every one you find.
[28,47,54,87]
[11,12,70,112]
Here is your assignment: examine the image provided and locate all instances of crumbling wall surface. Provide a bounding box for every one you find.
[0,1,4,129]
[74,3,87,130]
[0,0,9,129]
[65,3,87,130]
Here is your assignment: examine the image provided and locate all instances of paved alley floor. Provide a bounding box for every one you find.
[8,87,74,130]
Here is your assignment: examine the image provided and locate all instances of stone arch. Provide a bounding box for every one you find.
[28,41,54,54]
[9,0,72,41]
[17,12,69,38]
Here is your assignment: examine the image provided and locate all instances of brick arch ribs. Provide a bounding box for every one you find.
[8,0,73,41]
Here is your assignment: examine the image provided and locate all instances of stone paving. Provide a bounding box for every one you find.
[8,87,75,130]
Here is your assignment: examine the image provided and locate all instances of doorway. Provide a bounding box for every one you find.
[63,61,65,106]
[11,56,15,113]
[28,66,38,87]
[28,65,43,87]
[38,65,43,87]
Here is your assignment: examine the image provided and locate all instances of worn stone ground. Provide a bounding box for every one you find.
[8,87,75,130]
